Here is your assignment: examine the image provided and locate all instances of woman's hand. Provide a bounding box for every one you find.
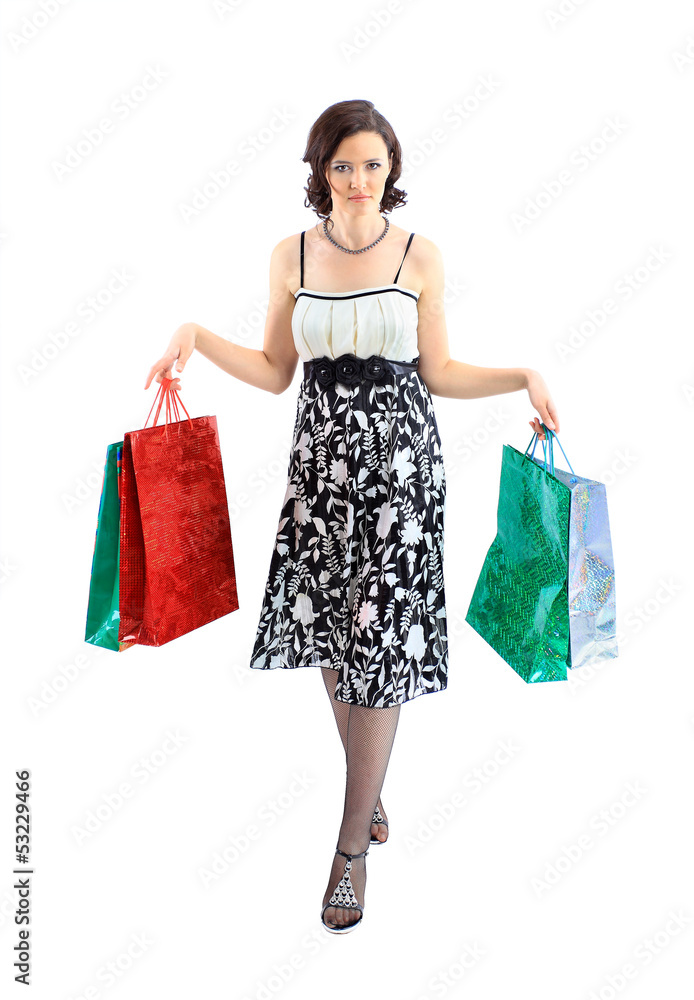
[144,323,197,391]
[525,369,560,440]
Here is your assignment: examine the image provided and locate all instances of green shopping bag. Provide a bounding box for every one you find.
[465,426,572,683]
[84,442,134,652]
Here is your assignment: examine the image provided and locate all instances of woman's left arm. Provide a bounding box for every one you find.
[416,238,560,438]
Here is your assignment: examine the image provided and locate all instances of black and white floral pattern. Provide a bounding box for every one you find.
[249,365,448,708]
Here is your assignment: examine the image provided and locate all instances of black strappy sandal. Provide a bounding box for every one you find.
[320,845,370,934]
[370,805,389,846]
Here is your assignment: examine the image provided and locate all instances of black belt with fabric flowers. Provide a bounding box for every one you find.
[304,353,420,388]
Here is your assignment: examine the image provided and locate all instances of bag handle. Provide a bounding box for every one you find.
[524,430,550,470]
[524,424,577,482]
[144,378,193,437]
[543,427,576,479]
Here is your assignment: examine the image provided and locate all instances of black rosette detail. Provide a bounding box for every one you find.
[314,357,336,387]
[363,354,388,383]
[334,354,363,387]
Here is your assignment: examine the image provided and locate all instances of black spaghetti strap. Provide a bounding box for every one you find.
[300,231,305,288]
[393,232,415,284]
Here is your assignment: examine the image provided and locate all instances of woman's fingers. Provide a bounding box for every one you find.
[144,354,176,390]
[528,409,562,441]
[536,408,555,431]
[545,400,560,433]
[145,327,196,389]
[529,416,551,440]
[175,344,195,373]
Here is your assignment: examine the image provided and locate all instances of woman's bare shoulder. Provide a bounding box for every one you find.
[270,230,302,261]
[267,231,305,292]
[410,232,443,265]
[409,233,445,297]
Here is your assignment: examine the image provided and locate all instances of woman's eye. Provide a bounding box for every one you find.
[334,163,381,171]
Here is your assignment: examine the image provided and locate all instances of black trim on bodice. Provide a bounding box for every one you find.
[298,230,416,299]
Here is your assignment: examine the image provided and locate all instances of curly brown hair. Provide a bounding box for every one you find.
[302,100,407,230]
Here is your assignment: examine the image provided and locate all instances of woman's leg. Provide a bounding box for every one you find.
[321,698,401,929]
[320,667,388,842]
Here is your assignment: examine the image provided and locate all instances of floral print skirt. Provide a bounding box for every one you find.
[249,358,449,708]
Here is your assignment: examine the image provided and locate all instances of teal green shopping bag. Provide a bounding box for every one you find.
[465,428,572,683]
[84,442,134,651]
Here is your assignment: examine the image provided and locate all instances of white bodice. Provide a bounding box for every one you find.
[292,284,420,362]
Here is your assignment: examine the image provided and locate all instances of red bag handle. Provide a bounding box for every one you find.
[144,378,193,436]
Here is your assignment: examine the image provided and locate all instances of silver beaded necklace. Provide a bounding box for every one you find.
[322,215,389,254]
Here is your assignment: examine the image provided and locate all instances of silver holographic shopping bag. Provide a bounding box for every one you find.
[546,431,618,671]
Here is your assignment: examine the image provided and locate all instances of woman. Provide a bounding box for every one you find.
[144,99,560,934]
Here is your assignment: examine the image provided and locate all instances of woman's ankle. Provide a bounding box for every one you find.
[336,832,371,855]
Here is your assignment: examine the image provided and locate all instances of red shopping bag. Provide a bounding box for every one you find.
[118,379,239,647]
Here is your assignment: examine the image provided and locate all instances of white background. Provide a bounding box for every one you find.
[2,1,693,997]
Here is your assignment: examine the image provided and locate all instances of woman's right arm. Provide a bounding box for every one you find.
[144,238,300,395]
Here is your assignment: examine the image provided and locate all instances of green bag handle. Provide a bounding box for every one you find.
[524,425,577,483]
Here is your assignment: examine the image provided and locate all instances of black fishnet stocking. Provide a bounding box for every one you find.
[320,667,389,843]
[320,667,401,930]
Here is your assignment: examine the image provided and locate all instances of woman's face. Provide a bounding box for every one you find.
[326,131,393,214]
